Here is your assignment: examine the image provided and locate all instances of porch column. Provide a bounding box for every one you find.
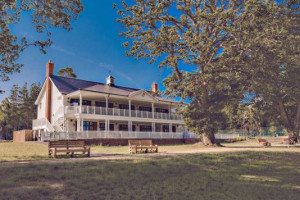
[169,123,172,133]
[77,118,80,132]
[79,92,82,113]
[152,103,154,118]
[128,121,131,132]
[81,118,84,131]
[129,100,131,117]
[106,96,108,114]
[105,119,108,131]
[108,119,110,132]
[169,104,171,119]
[152,122,155,132]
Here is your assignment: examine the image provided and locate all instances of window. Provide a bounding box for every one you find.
[70,99,79,105]
[83,121,97,131]
[162,125,169,132]
[99,123,105,131]
[99,123,114,131]
[139,106,152,112]
[95,101,114,108]
[82,100,91,106]
[119,124,128,131]
[119,104,135,110]
[109,124,114,131]
[172,126,176,133]
[119,104,129,110]
[156,108,169,113]
[140,125,152,132]
[95,102,106,107]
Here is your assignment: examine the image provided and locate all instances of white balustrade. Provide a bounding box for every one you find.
[63,106,183,121]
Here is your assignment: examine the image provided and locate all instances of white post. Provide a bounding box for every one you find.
[79,92,82,113]
[169,123,172,133]
[105,119,107,131]
[152,122,155,133]
[77,118,80,132]
[129,100,131,117]
[128,121,131,132]
[106,96,108,114]
[63,115,65,131]
[81,118,84,131]
[169,104,171,119]
[108,119,110,132]
[152,103,154,119]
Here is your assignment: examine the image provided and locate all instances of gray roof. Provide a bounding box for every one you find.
[49,75,176,103]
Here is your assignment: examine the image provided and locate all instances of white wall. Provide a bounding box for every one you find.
[51,81,64,122]
[37,89,46,119]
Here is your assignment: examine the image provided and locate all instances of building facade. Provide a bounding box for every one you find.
[32,60,195,143]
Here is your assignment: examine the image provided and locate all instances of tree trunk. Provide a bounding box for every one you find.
[202,131,215,145]
[277,98,291,129]
[293,100,300,140]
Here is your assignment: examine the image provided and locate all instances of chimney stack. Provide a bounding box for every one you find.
[151,82,158,93]
[45,60,54,122]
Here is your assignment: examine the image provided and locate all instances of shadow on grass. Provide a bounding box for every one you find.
[225,145,300,149]
[0,152,300,200]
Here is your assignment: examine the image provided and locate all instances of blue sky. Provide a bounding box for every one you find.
[0,0,173,101]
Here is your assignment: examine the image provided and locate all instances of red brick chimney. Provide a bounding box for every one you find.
[45,60,54,122]
[151,82,158,93]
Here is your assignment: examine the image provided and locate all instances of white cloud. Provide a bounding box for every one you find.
[51,45,75,56]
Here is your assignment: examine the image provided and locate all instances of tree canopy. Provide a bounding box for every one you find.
[117,0,300,144]
[0,82,41,139]
[0,0,83,84]
[58,66,77,78]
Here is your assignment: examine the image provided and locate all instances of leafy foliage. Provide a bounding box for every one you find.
[117,0,252,144]
[238,0,300,137]
[58,66,77,78]
[0,82,41,139]
[0,0,84,83]
[117,0,300,142]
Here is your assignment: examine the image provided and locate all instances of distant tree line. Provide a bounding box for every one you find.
[0,83,41,139]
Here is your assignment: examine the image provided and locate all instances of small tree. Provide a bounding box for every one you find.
[58,67,77,78]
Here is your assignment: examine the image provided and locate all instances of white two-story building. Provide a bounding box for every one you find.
[32,60,196,144]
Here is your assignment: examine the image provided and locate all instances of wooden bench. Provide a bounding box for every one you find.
[48,140,90,158]
[128,140,158,154]
[258,138,271,147]
[281,137,295,145]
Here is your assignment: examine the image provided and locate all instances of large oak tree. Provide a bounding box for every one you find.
[117,0,299,144]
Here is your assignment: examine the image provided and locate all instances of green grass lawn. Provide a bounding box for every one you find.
[1,140,299,162]
[0,152,299,200]
[0,142,213,161]
[0,142,48,161]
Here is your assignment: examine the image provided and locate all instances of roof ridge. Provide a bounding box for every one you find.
[50,74,103,85]
[50,74,141,91]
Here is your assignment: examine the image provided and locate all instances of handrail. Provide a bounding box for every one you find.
[40,131,189,141]
[65,105,182,120]
[32,118,55,132]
